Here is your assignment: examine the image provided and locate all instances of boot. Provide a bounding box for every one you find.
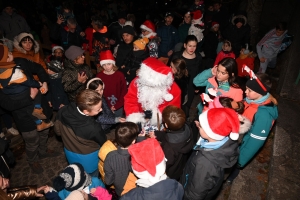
[32,108,47,120]
[37,121,52,132]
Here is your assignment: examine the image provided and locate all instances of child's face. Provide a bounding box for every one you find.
[102,63,114,73]
[195,121,209,140]
[216,65,230,82]
[95,84,104,97]
[223,43,231,51]
[7,52,13,62]
[236,22,243,29]
[184,41,197,55]
[54,49,63,57]
[133,44,141,51]
[245,87,263,101]
[275,29,285,36]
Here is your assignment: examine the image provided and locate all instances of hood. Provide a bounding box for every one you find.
[258,101,278,120]
[167,124,194,154]
[59,103,90,129]
[13,35,40,54]
[196,138,239,168]
[231,15,247,25]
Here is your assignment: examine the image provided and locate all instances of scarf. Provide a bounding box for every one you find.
[245,93,270,104]
[195,136,229,150]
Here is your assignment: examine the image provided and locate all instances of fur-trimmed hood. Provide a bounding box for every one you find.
[231,15,247,26]
[13,33,40,54]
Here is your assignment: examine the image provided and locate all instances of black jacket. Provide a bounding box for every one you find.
[155,124,194,180]
[120,179,184,200]
[115,42,134,68]
[180,138,239,200]
[203,30,220,60]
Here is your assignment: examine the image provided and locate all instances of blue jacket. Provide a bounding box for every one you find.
[120,179,184,200]
[157,24,180,57]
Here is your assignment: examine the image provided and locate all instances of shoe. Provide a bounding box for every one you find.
[7,127,19,136]
[29,162,44,174]
[39,149,60,159]
[32,108,47,120]
[0,132,5,138]
[37,121,52,131]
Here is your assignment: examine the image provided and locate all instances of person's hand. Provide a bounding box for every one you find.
[57,15,64,24]
[260,57,266,63]
[195,90,199,93]
[47,69,56,75]
[127,70,130,75]
[36,185,48,197]
[167,50,173,57]
[109,39,115,45]
[40,82,48,94]
[80,190,89,200]
[41,185,51,194]
[90,188,96,194]
[111,106,116,112]
[121,65,125,69]
[80,32,85,37]
[119,118,126,123]
[48,101,52,107]
[149,130,156,138]
[78,72,88,83]
[194,121,201,130]
[30,88,39,99]
[59,104,65,109]
[211,65,218,76]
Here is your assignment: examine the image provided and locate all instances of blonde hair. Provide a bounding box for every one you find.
[98,63,118,72]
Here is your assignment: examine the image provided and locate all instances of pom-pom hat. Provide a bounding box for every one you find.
[199,108,240,140]
[133,37,149,50]
[128,138,166,181]
[51,44,64,54]
[140,20,156,33]
[192,10,203,20]
[100,50,115,66]
[53,163,91,192]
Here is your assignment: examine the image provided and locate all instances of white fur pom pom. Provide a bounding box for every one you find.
[164,94,173,102]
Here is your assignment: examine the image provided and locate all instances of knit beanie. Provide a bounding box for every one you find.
[53,163,91,192]
[243,65,270,95]
[65,190,84,200]
[199,108,240,140]
[133,37,149,50]
[121,25,135,36]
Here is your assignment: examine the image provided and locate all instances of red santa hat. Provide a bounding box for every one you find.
[51,44,64,54]
[128,138,166,182]
[199,108,240,140]
[100,50,115,66]
[212,21,219,28]
[192,10,203,20]
[140,20,156,33]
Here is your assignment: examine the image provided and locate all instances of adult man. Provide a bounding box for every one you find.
[0,4,30,40]
[156,12,180,64]
[108,11,127,50]
[50,17,86,50]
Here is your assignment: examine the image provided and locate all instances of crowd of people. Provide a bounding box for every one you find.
[0,0,288,199]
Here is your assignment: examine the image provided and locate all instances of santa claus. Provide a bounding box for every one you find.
[124,57,181,128]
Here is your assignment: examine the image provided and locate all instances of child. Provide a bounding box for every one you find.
[256,22,287,73]
[120,37,149,85]
[120,138,184,200]
[214,40,235,66]
[236,44,257,78]
[0,44,52,131]
[151,105,194,180]
[104,122,139,196]
[47,45,64,62]
[193,57,243,114]
[96,50,127,118]
[46,60,69,111]
[189,0,205,13]
[181,108,240,199]
[52,163,105,199]
[86,77,126,131]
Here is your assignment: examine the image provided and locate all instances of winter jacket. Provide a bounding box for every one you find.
[214,50,235,66]
[223,23,251,56]
[0,58,50,132]
[157,24,180,57]
[92,28,110,62]
[12,38,47,81]
[54,102,107,173]
[238,99,278,168]
[155,124,194,180]
[120,179,184,200]
[108,21,124,47]
[95,98,117,130]
[104,147,132,196]
[178,23,191,43]
[98,140,117,182]
[62,59,93,102]
[0,11,30,40]
[181,138,239,200]
[120,49,149,84]
[115,41,134,68]
[50,23,86,50]
[46,77,69,110]
[256,28,287,59]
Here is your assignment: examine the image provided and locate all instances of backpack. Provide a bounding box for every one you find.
[278,33,293,54]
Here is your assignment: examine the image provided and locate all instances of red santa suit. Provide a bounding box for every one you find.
[124,57,181,126]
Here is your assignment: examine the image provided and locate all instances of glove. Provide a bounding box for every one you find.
[144,110,152,119]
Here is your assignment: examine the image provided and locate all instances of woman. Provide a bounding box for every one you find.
[168,35,204,118]
[62,45,93,102]
[54,89,107,176]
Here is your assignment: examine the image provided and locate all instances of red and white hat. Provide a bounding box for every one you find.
[51,44,64,54]
[140,20,156,33]
[192,10,203,20]
[128,138,166,182]
[99,50,115,66]
[199,108,240,140]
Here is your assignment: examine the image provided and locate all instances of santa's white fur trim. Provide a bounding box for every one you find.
[126,112,145,124]
[100,59,115,66]
[140,25,154,33]
[238,115,251,134]
[133,158,167,188]
[164,94,173,102]
[137,63,173,87]
[199,111,226,140]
